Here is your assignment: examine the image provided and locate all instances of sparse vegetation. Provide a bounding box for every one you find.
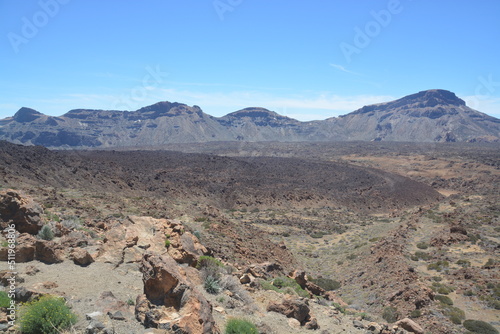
[0,291,11,308]
[382,306,400,323]
[225,318,258,334]
[427,260,449,272]
[204,276,221,295]
[457,259,471,268]
[441,305,465,324]
[260,276,309,298]
[432,282,454,295]
[164,239,171,248]
[463,320,499,334]
[435,295,454,305]
[19,295,77,334]
[310,277,341,291]
[38,225,55,241]
[417,242,429,249]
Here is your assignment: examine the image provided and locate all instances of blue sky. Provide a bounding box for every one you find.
[1,0,499,121]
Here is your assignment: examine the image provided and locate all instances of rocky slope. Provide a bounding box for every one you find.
[0,90,498,148]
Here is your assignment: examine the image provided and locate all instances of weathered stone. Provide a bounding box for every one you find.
[138,253,216,333]
[394,318,424,334]
[0,190,44,234]
[267,298,312,325]
[35,240,63,264]
[305,317,320,330]
[72,248,94,266]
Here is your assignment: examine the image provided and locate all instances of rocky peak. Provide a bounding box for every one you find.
[134,101,203,119]
[13,107,43,123]
[227,107,284,119]
[402,89,466,107]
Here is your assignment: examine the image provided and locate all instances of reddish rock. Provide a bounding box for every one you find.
[395,318,424,334]
[0,190,44,234]
[35,240,63,264]
[71,248,94,266]
[267,298,312,325]
[138,253,216,333]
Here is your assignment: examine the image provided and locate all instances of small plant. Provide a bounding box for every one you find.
[164,239,171,248]
[463,320,499,334]
[441,305,465,325]
[197,256,223,269]
[126,298,135,306]
[410,309,421,318]
[435,295,453,306]
[204,276,221,295]
[38,225,54,241]
[457,259,471,268]
[382,306,399,323]
[260,276,310,298]
[413,251,431,261]
[225,318,258,334]
[332,302,346,314]
[193,230,201,240]
[417,242,429,249]
[0,291,11,308]
[432,282,454,295]
[19,295,77,334]
[483,258,496,269]
[427,260,449,272]
[310,277,341,291]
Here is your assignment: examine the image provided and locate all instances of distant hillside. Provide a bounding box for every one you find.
[0,89,498,148]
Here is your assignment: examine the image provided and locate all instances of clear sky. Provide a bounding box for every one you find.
[1,0,499,121]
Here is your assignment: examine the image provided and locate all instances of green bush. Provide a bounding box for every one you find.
[382,306,399,323]
[427,260,449,272]
[441,305,465,324]
[260,276,309,298]
[410,309,421,318]
[204,276,221,295]
[432,282,454,295]
[463,320,499,334]
[38,225,54,241]
[225,318,258,334]
[19,295,77,334]
[164,239,171,248]
[414,251,431,261]
[197,256,223,269]
[457,259,471,268]
[416,242,429,249]
[483,259,496,269]
[435,295,453,305]
[0,291,11,308]
[310,277,341,291]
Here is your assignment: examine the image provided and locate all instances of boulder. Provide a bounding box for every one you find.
[0,233,36,263]
[395,318,424,334]
[71,248,94,266]
[137,253,216,333]
[267,298,312,325]
[35,240,63,264]
[0,190,43,234]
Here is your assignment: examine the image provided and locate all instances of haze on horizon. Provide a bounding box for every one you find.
[0,0,499,121]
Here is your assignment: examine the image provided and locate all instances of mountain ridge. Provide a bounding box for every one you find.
[0,89,498,147]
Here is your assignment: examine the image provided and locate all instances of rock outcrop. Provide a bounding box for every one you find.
[0,190,44,234]
[136,253,217,334]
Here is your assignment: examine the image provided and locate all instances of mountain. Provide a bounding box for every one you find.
[0,89,498,148]
[332,89,500,142]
